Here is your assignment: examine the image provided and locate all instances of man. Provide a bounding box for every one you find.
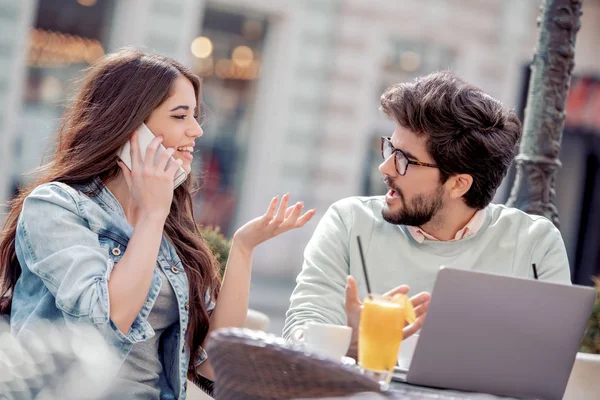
[283,71,571,357]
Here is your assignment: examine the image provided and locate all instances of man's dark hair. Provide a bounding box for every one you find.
[380,71,522,210]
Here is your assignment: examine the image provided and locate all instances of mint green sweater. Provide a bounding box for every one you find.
[283,196,571,340]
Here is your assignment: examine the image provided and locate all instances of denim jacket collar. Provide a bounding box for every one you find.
[77,176,127,219]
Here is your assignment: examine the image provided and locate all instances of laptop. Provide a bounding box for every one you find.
[392,267,596,400]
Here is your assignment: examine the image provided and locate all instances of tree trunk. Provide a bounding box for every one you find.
[506,0,583,229]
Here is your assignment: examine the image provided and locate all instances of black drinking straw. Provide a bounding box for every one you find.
[356,236,373,296]
[532,263,539,280]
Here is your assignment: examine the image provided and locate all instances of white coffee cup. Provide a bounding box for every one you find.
[397,333,419,371]
[290,322,352,361]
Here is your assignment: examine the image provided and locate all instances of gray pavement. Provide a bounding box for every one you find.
[248,273,297,336]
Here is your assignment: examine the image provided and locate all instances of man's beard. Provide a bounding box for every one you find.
[382,183,444,226]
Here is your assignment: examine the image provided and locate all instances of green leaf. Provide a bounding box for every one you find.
[580,277,600,353]
[198,225,231,279]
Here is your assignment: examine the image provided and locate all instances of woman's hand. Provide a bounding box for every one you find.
[198,194,315,378]
[233,193,316,252]
[117,132,182,223]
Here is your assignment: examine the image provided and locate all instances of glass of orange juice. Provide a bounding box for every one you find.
[358,294,406,386]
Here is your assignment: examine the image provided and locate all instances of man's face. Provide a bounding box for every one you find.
[379,125,445,226]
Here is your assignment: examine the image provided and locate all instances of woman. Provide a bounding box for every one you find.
[0,48,315,399]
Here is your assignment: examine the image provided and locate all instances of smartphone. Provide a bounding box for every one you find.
[117,123,187,189]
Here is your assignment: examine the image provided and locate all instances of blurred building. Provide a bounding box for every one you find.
[1,0,599,286]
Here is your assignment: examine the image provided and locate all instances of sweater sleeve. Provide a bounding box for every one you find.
[283,201,352,340]
[534,219,572,284]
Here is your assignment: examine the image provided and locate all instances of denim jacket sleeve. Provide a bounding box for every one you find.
[16,183,144,345]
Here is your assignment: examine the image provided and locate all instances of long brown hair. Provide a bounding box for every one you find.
[0,47,220,371]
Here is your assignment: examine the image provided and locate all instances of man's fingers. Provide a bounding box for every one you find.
[410,292,431,308]
[402,295,430,339]
[384,284,410,297]
[345,276,362,309]
[413,300,429,318]
[403,314,426,339]
[345,275,362,359]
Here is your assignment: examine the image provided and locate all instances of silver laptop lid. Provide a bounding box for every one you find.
[407,268,595,400]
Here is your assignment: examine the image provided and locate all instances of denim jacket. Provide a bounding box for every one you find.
[10,177,213,399]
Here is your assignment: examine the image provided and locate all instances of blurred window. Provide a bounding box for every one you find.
[192,5,269,235]
[362,40,455,196]
[13,0,115,194]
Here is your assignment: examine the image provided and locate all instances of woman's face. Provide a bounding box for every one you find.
[145,75,202,174]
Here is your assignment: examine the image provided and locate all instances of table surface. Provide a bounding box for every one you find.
[389,380,523,399]
[337,356,523,399]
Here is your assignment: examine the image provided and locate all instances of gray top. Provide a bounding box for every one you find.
[107,267,180,399]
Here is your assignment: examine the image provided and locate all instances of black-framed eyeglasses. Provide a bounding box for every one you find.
[380,136,438,176]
